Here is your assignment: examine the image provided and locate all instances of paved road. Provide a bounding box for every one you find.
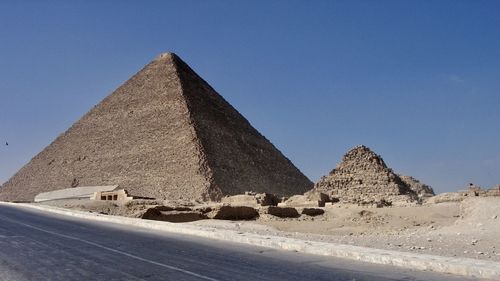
[0,205,475,281]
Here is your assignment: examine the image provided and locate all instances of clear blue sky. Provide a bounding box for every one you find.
[1,0,499,193]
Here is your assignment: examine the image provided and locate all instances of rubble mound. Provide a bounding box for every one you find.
[221,191,279,207]
[425,192,465,204]
[0,53,312,202]
[207,205,259,220]
[283,190,330,207]
[301,208,325,216]
[314,145,422,204]
[141,206,207,223]
[260,206,300,218]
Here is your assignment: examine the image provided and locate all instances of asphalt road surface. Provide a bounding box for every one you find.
[0,205,476,281]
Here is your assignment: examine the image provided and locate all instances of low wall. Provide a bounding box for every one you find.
[34,185,118,202]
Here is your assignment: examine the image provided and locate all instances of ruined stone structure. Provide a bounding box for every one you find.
[460,184,500,197]
[314,145,432,204]
[91,189,136,203]
[0,53,312,202]
[426,184,500,204]
[490,185,500,196]
[34,185,118,202]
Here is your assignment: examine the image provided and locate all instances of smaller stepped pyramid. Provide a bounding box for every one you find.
[0,53,313,202]
[314,145,432,204]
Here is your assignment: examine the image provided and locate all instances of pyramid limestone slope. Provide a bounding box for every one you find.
[398,175,435,197]
[314,145,420,203]
[0,53,312,202]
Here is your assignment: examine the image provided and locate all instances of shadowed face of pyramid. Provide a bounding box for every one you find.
[0,53,312,202]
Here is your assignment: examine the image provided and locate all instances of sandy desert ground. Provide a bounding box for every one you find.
[40,196,500,262]
[192,197,499,262]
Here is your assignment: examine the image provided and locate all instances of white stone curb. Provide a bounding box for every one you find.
[1,202,499,280]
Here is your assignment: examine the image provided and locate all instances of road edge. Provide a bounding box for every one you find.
[1,202,499,280]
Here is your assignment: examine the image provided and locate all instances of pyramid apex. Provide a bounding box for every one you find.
[351,144,370,150]
[347,144,374,155]
[155,52,179,61]
[341,144,387,169]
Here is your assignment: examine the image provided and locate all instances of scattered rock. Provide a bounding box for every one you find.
[141,207,207,223]
[284,191,330,207]
[254,192,280,206]
[301,208,325,216]
[193,205,213,214]
[207,205,259,220]
[261,206,300,218]
[221,192,279,207]
[376,199,393,208]
[149,205,192,212]
[358,210,374,217]
[304,190,331,207]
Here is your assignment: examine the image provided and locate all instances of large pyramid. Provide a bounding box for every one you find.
[314,145,431,203]
[0,53,312,202]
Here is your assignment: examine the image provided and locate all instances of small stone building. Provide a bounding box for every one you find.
[91,189,134,203]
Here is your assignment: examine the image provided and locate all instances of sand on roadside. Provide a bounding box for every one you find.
[190,197,500,262]
[38,196,500,262]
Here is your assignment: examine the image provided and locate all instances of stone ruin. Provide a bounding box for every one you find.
[425,184,500,204]
[0,52,312,202]
[220,191,280,207]
[460,183,500,197]
[138,190,325,223]
[313,145,434,205]
[90,189,154,203]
